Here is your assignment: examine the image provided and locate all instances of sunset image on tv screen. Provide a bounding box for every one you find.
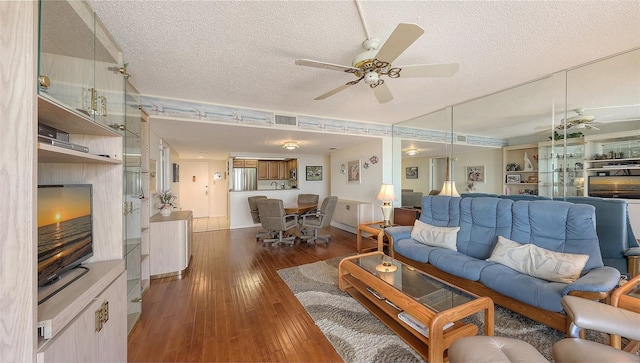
[37,186,93,284]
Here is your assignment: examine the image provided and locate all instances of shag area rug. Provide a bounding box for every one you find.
[278,256,605,363]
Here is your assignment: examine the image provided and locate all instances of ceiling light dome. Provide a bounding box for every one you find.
[406,149,419,156]
[282,142,299,150]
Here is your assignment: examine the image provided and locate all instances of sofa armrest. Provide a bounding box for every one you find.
[562,266,621,295]
[384,226,412,241]
[624,246,640,256]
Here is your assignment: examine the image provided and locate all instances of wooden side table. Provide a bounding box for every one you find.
[357,221,395,253]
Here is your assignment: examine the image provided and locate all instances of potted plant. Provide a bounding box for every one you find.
[155,190,177,216]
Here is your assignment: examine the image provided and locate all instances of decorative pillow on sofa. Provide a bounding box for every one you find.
[487,236,589,283]
[410,220,460,251]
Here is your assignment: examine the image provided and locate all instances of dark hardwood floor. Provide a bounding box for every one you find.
[128,225,360,362]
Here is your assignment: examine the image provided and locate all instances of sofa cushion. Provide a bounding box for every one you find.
[410,220,460,251]
[488,236,589,283]
[510,201,603,272]
[420,196,461,227]
[393,238,437,264]
[457,197,514,260]
[428,249,493,281]
[480,263,566,312]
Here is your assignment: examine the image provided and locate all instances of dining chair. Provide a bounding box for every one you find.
[247,196,272,241]
[256,199,298,248]
[297,193,319,215]
[300,196,338,245]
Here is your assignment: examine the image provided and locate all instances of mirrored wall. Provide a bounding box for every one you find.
[392,47,640,204]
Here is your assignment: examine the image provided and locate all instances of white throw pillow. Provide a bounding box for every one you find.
[410,220,460,251]
[487,236,589,283]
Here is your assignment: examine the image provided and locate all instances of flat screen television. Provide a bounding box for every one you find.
[37,184,94,293]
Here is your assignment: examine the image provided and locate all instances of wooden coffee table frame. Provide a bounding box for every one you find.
[338,252,494,363]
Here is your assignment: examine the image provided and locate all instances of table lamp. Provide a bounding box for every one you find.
[439,157,460,197]
[376,184,396,226]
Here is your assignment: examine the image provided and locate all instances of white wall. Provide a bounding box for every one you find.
[331,138,385,221]
[453,148,503,194]
[296,154,331,200]
[401,157,432,195]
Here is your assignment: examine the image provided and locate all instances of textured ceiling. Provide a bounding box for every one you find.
[86,0,640,159]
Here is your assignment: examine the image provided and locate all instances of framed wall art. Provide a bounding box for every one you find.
[466,165,485,183]
[506,174,521,184]
[347,160,361,184]
[306,166,323,181]
[405,167,418,179]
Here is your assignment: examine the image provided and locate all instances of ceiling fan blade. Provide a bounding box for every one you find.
[314,83,354,100]
[373,82,393,104]
[295,59,358,73]
[374,23,424,64]
[397,63,460,78]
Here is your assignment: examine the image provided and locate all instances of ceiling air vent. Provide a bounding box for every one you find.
[456,135,467,143]
[274,115,297,127]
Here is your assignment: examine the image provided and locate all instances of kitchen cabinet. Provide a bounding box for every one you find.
[288,159,297,171]
[258,161,269,180]
[268,161,280,179]
[233,159,257,168]
[258,161,287,180]
[278,161,288,179]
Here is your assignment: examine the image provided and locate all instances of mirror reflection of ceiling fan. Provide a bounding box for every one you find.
[294,0,459,104]
[557,108,601,130]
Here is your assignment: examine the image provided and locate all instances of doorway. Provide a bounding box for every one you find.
[179,161,210,218]
[431,157,446,193]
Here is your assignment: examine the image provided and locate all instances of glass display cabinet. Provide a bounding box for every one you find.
[538,139,585,197]
[123,80,143,333]
[38,0,124,131]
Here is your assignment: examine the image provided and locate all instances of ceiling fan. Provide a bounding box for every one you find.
[295,2,459,104]
[556,108,601,130]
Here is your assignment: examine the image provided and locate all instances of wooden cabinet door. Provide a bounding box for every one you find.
[244,159,257,167]
[278,161,288,179]
[233,159,244,167]
[258,161,269,180]
[37,273,126,363]
[268,161,280,180]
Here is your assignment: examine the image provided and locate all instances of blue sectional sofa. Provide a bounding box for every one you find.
[460,193,640,275]
[385,195,621,332]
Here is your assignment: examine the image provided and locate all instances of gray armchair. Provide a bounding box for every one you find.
[297,193,319,204]
[300,196,338,245]
[256,199,298,248]
[297,193,320,217]
[247,195,271,241]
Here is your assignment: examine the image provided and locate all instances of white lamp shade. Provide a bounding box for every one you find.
[439,181,460,197]
[376,184,396,202]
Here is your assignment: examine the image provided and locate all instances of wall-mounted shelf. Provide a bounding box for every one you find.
[38,143,123,164]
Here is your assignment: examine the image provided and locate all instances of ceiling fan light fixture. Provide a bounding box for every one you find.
[363,71,379,85]
[406,149,419,156]
[282,142,299,150]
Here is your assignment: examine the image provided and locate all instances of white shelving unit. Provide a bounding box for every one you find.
[502,143,539,196]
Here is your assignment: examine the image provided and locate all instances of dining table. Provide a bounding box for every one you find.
[282,202,318,238]
[283,202,318,215]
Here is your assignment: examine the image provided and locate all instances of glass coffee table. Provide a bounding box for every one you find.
[338,251,494,363]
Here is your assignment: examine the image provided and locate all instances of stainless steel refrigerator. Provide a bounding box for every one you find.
[233,168,257,191]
